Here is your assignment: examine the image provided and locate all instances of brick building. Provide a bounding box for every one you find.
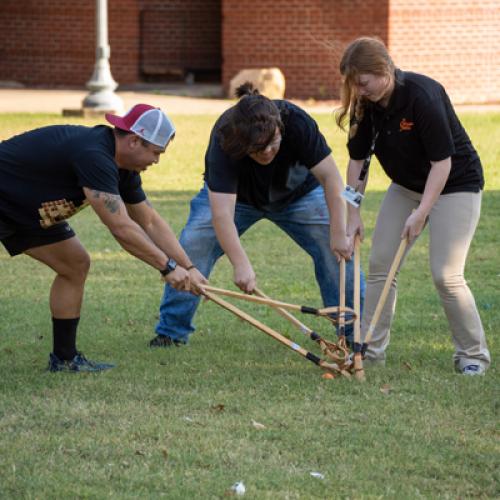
[0,0,498,103]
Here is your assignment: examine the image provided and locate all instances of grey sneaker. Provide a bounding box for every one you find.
[149,335,182,348]
[461,364,485,376]
[48,352,115,373]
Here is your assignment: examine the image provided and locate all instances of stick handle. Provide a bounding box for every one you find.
[200,285,303,312]
[200,284,354,321]
[353,235,361,345]
[202,289,322,366]
[253,287,312,334]
[338,258,346,334]
[353,352,366,382]
[352,235,366,381]
[364,237,408,345]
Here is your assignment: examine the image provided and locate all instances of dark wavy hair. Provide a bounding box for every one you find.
[218,82,284,159]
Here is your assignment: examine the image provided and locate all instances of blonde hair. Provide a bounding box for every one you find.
[335,37,395,138]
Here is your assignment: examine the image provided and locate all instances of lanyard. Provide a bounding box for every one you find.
[343,107,387,208]
[357,108,384,184]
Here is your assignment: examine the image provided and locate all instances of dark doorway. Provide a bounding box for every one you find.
[139,1,222,84]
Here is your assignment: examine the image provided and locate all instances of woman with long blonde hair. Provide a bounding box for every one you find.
[337,37,490,375]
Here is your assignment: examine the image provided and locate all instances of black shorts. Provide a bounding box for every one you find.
[0,218,75,256]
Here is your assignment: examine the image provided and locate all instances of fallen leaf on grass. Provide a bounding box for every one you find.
[380,384,392,395]
[251,419,266,430]
[161,448,168,460]
[135,450,145,456]
[211,404,225,413]
[402,361,413,371]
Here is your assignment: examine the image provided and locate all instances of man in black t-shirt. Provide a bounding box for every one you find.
[152,83,365,348]
[0,104,206,372]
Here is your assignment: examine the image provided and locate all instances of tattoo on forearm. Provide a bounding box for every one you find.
[91,190,121,214]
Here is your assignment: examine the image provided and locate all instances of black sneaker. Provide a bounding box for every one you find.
[48,352,115,373]
[149,335,182,348]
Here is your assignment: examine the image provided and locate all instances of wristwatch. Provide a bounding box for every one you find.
[160,258,177,276]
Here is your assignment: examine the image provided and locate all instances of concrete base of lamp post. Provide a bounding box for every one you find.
[82,88,124,114]
[62,88,124,117]
[62,107,121,118]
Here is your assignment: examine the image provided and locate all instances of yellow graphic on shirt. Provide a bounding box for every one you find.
[39,199,89,228]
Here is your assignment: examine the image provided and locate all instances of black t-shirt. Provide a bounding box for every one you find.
[204,100,331,211]
[347,70,484,194]
[0,125,145,229]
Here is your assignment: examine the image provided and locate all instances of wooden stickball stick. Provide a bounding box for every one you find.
[201,289,340,374]
[353,235,365,381]
[199,284,355,323]
[364,237,408,346]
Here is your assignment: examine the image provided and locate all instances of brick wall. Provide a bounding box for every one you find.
[222,0,389,99]
[0,0,220,87]
[0,0,139,86]
[222,0,500,102]
[388,0,500,104]
[0,0,498,103]
[0,0,95,86]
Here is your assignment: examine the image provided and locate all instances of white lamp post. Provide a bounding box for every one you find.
[82,0,124,113]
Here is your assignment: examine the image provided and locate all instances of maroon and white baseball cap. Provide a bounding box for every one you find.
[105,104,175,148]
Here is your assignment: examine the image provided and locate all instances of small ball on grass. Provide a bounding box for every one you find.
[322,372,335,379]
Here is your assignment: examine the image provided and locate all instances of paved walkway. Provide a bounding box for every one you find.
[0,88,232,115]
[0,87,337,115]
[0,87,498,115]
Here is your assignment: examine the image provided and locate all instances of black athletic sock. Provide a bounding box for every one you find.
[52,317,79,361]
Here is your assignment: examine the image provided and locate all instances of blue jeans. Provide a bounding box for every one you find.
[156,185,365,343]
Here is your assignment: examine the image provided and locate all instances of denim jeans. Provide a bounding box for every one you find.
[156,184,365,343]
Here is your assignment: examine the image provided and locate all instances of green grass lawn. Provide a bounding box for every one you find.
[0,112,498,498]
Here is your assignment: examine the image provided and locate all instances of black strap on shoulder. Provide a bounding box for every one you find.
[357,108,382,183]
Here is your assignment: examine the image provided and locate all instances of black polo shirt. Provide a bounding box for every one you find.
[348,70,484,194]
[204,100,331,211]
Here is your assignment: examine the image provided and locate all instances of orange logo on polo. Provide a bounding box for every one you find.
[400,118,414,131]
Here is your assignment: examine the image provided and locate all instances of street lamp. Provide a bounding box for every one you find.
[82,0,124,113]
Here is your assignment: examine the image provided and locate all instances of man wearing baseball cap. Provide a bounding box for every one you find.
[0,104,207,372]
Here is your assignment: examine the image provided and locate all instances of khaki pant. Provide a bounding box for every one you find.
[363,183,490,370]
